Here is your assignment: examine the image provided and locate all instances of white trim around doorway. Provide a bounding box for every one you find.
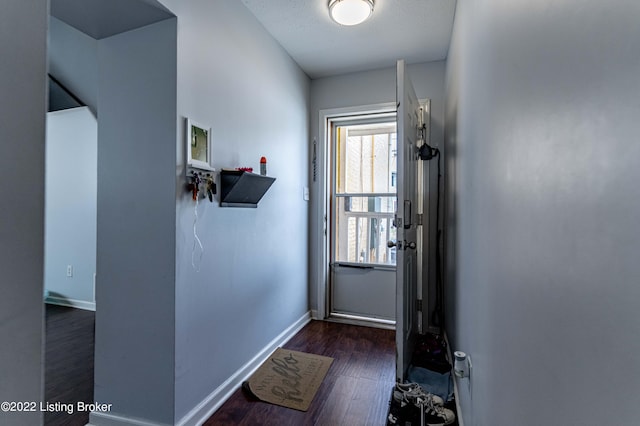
[313,102,397,322]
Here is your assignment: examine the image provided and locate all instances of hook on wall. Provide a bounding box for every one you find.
[187,170,216,202]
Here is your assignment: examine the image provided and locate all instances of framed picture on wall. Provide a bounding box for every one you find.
[186,118,214,171]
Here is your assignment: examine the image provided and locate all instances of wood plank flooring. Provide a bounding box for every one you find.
[43,308,395,426]
[204,320,396,426]
[44,304,95,426]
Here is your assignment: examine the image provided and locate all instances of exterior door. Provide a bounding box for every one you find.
[329,114,397,325]
[394,60,421,381]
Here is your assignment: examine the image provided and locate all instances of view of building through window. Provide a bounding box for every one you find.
[334,122,397,265]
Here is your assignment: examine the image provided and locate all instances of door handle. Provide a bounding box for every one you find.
[388,240,416,250]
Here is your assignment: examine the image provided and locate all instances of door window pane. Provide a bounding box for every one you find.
[335,196,396,265]
[334,121,397,266]
[337,124,397,194]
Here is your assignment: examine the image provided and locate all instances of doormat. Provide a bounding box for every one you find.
[244,347,333,411]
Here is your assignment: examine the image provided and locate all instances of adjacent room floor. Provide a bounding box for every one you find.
[45,304,95,426]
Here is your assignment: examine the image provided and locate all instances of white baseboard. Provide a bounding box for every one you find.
[45,295,96,311]
[310,309,319,320]
[443,332,464,426]
[87,411,171,426]
[87,312,311,426]
[176,311,312,426]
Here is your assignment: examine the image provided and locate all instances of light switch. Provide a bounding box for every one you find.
[303,187,310,201]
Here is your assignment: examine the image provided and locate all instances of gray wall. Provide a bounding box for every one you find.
[48,16,98,114]
[92,18,177,425]
[45,107,97,308]
[445,0,640,424]
[158,0,311,421]
[309,61,446,323]
[0,2,47,425]
[310,62,446,148]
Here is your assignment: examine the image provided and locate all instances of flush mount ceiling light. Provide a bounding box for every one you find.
[329,0,374,26]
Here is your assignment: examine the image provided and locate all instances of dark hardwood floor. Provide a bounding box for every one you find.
[45,304,95,426]
[205,320,396,426]
[43,309,395,426]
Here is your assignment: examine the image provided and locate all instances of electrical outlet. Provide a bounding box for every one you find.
[66,265,73,277]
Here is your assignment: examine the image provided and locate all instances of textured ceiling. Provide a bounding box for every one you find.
[241,0,457,78]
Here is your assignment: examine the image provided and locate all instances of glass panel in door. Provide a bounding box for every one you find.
[329,118,397,323]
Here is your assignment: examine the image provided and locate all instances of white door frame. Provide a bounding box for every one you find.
[314,102,397,321]
[313,100,430,328]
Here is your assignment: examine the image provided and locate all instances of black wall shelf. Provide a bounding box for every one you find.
[219,170,275,208]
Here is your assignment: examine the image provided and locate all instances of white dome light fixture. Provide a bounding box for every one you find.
[329,0,374,26]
